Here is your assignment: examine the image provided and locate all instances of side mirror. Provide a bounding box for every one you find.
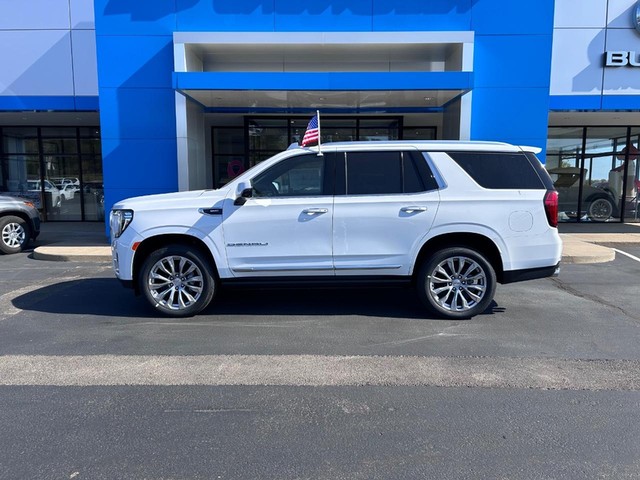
[234,181,252,206]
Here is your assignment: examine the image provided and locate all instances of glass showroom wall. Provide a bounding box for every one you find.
[0,127,104,221]
[547,127,640,222]
[212,116,436,188]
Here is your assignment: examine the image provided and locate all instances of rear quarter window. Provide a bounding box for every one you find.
[447,152,546,190]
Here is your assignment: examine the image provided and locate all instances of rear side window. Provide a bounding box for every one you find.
[523,152,555,190]
[338,151,437,195]
[447,152,545,189]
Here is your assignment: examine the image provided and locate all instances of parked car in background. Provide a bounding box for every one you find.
[27,179,61,209]
[0,194,41,254]
[52,177,80,188]
[547,167,618,222]
[58,183,78,202]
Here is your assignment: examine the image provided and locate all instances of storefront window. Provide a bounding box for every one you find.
[213,116,422,188]
[546,128,585,223]
[546,126,639,223]
[2,127,38,154]
[0,126,103,221]
[622,127,640,221]
[359,118,399,141]
[212,127,245,187]
[583,127,628,223]
[402,127,437,140]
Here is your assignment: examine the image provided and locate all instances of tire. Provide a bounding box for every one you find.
[0,215,31,254]
[587,197,613,222]
[416,247,496,319]
[139,244,216,317]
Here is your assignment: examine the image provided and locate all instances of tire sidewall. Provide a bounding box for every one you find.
[0,216,31,254]
[587,197,613,222]
[417,247,496,319]
[139,244,216,317]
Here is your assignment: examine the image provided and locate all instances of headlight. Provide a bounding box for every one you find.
[110,209,134,238]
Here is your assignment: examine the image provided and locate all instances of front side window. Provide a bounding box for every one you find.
[251,154,326,197]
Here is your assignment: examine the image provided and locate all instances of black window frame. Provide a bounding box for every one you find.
[334,150,438,196]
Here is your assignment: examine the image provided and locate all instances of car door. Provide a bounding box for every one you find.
[222,152,335,277]
[332,149,440,276]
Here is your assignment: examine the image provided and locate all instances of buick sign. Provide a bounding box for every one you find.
[606,51,640,66]
[636,1,640,33]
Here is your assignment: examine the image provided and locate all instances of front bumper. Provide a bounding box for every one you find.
[111,227,142,281]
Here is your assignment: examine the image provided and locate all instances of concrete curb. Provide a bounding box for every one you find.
[558,235,616,264]
[33,246,112,263]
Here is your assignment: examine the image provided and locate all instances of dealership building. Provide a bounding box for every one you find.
[0,0,639,225]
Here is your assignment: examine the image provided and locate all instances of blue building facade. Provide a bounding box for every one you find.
[94,0,554,215]
[1,1,638,225]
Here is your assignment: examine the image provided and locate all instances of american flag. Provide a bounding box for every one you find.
[301,115,319,147]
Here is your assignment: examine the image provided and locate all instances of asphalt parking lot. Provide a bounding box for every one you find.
[1,246,639,479]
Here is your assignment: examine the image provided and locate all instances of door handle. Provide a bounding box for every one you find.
[302,208,328,215]
[401,206,428,213]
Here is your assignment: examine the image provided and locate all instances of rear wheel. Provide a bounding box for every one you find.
[0,215,31,254]
[139,244,216,317]
[417,247,496,319]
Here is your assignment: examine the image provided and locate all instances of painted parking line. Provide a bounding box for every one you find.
[613,248,640,264]
[0,354,639,391]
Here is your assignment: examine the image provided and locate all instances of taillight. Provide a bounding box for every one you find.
[544,190,558,228]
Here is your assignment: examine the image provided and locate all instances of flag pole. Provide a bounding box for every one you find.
[316,110,323,156]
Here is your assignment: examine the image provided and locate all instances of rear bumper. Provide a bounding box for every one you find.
[501,262,560,284]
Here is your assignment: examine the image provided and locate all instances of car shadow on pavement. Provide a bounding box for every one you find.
[11,278,502,320]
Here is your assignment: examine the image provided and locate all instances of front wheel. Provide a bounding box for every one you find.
[0,215,31,254]
[139,245,216,317]
[417,247,496,319]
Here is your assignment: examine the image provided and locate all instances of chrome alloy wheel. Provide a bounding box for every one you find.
[147,255,205,311]
[1,222,26,249]
[428,256,487,313]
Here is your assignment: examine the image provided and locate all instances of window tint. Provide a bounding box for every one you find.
[447,152,545,189]
[408,151,439,192]
[343,151,436,195]
[523,152,555,190]
[347,152,402,195]
[252,154,326,197]
[403,155,424,193]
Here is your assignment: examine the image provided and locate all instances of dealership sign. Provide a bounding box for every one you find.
[604,2,640,66]
[605,51,640,66]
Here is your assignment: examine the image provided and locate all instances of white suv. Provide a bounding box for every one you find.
[110,141,562,319]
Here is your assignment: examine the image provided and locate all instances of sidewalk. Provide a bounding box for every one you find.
[31,221,640,264]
